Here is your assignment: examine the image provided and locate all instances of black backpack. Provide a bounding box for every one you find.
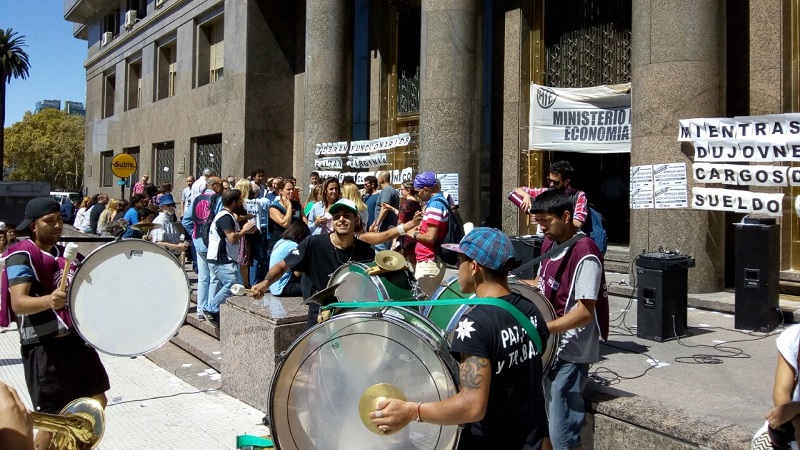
[430,197,464,266]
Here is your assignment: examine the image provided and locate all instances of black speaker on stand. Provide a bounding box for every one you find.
[636,252,695,342]
[510,235,543,279]
[734,218,780,332]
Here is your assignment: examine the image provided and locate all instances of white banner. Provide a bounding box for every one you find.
[630,165,654,209]
[243,199,262,230]
[691,187,784,216]
[692,163,799,187]
[347,153,388,169]
[680,113,800,142]
[653,163,688,208]
[529,83,631,153]
[314,157,344,170]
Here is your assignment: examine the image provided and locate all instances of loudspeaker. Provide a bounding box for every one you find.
[636,266,688,342]
[734,222,780,332]
[510,236,542,279]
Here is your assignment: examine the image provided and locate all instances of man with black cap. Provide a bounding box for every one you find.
[1,197,109,450]
[370,227,550,449]
[253,198,420,327]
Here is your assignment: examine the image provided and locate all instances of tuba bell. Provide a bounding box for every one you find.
[32,397,105,450]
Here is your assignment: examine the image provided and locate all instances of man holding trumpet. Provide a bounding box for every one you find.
[1,197,109,449]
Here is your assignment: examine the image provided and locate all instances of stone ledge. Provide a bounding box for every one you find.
[584,383,752,450]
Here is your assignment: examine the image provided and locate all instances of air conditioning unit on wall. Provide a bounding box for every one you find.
[155,0,166,8]
[101,31,113,47]
[124,10,137,29]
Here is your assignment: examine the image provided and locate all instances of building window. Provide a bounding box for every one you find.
[126,0,147,20]
[153,142,175,187]
[126,59,142,110]
[197,16,224,87]
[101,151,114,187]
[102,10,121,38]
[193,134,222,178]
[103,71,116,118]
[123,147,140,188]
[157,40,177,100]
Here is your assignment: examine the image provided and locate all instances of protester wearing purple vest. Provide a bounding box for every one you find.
[1,197,109,450]
[530,189,608,450]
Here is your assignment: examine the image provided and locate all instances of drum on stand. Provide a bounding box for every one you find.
[68,239,190,356]
[329,262,415,303]
[269,306,460,450]
[424,277,559,373]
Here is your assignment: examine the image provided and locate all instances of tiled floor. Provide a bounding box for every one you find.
[0,325,269,449]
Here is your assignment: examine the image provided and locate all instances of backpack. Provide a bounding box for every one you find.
[430,196,464,266]
[570,191,608,255]
[191,192,220,248]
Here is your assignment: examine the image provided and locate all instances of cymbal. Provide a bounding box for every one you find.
[374,250,406,272]
[358,383,407,435]
[303,282,343,306]
[131,223,162,232]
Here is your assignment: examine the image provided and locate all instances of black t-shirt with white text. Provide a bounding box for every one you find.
[448,293,550,450]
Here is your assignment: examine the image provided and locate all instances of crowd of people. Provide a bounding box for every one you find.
[0,160,614,449]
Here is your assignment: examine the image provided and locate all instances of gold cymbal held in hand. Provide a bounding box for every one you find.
[358,383,407,435]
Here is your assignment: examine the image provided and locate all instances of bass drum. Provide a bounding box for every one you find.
[425,277,559,373]
[269,306,460,450]
[69,239,190,356]
[329,262,415,303]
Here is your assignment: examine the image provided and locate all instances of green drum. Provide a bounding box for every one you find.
[423,276,474,334]
[329,262,415,303]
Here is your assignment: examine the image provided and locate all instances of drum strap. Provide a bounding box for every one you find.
[323,298,543,355]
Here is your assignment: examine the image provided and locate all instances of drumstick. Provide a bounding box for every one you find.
[59,243,79,293]
[230,284,256,296]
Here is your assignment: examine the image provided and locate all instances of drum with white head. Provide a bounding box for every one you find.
[68,239,190,356]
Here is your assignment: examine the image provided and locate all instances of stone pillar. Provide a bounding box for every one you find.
[419,0,480,223]
[303,0,349,185]
[631,0,724,293]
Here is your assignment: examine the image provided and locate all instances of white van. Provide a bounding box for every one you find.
[50,191,81,204]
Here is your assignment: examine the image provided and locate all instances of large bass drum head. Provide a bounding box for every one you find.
[270,307,460,450]
[69,239,190,356]
[508,281,559,373]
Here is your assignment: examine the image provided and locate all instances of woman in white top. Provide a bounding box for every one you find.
[73,196,91,232]
[762,323,800,449]
[306,177,341,236]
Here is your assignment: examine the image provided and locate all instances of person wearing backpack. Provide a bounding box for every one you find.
[411,172,449,298]
[183,176,223,321]
[510,160,607,254]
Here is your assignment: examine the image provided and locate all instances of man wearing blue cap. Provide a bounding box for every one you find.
[370,227,550,449]
[151,193,190,256]
[411,171,449,297]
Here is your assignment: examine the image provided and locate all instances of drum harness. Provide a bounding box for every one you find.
[322,298,543,356]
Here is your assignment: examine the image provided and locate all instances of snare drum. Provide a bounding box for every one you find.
[68,239,190,356]
[329,262,415,302]
[424,277,559,373]
[270,306,460,450]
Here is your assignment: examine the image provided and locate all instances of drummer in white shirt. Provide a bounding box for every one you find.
[150,194,190,256]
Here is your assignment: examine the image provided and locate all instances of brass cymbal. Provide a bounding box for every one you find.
[358,383,407,435]
[374,250,406,272]
[131,222,162,232]
[303,282,343,306]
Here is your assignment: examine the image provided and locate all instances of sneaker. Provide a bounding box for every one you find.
[197,311,207,321]
[206,312,220,328]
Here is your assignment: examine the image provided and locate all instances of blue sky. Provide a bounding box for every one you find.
[1,0,87,127]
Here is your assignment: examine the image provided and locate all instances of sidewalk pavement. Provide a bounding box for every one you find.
[0,324,269,449]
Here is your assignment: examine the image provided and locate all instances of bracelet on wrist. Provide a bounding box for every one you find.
[396,224,407,236]
[416,402,423,423]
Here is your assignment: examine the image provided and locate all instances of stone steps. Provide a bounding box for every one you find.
[145,341,221,391]
[186,302,220,339]
[171,323,222,372]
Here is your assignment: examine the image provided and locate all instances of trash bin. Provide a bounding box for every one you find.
[510,235,543,280]
[636,251,695,342]
[734,218,780,332]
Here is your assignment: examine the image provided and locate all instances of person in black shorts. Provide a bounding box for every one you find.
[369,227,551,450]
[2,197,110,450]
[252,198,421,327]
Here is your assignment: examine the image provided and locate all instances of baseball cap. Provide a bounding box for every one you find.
[16,197,61,232]
[0,222,6,231]
[328,198,359,216]
[413,172,438,189]
[441,227,519,271]
[159,193,176,206]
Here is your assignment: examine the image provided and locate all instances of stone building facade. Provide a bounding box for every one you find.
[65,0,800,292]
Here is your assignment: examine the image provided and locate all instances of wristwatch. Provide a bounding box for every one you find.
[413,230,419,240]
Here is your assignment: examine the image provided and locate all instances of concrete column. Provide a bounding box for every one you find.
[631,0,724,293]
[419,0,480,222]
[303,0,349,184]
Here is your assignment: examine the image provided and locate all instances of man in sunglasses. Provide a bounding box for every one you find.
[511,160,588,228]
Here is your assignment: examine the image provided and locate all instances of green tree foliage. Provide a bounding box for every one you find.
[0,28,31,181]
[4,109,84,191]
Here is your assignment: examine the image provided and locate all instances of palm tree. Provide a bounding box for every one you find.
[0,28,31,181]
